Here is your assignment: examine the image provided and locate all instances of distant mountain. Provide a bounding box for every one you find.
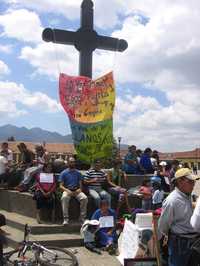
[0,124,73,143]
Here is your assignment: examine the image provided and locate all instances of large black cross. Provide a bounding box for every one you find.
[42,0,128,78]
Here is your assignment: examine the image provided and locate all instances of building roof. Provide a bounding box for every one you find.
[120,148,200,161]
[159,148,200,161]
[1,141,76,154]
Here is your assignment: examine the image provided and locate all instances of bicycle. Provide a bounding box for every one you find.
[3,224,79,266]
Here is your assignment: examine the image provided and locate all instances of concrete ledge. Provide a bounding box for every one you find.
[124,174,153,188]
[0,189,96,220]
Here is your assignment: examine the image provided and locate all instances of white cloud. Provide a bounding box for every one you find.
[0,81,62,119]
[6,0,80,20]
[5,0,123,28]
[0,60,10,76]
[0,9,43,43]
[20,43,79,78]
[114,89,200,152]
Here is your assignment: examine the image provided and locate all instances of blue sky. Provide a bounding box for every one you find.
[0,0,200,151]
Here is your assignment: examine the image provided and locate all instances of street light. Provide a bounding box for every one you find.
[118,137,122,156]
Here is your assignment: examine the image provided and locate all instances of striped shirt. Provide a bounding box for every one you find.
[84,169,107,191]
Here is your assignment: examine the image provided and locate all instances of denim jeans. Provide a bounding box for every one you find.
[88,189,111,208]
[168,234,193,266]
[142,199,152,210]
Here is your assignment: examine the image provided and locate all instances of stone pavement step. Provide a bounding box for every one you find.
[4,225,83,249]
[0,209,81,234]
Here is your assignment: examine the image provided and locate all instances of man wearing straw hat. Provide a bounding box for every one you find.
[158,168,200,266]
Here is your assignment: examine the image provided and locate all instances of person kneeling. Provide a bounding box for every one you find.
[92,200,118,255]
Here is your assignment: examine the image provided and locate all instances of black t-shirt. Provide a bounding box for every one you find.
[21,150,34,164]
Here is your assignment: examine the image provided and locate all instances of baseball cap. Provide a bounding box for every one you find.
[159,161,167,166]
[174,168,200,181]
[82,219,100,227]
[88,220,100,226]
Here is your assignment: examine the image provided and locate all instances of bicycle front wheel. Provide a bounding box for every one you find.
[36,246,78,266]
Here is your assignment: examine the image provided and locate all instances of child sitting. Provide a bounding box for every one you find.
[33,163,56,223]
[139,179,152,210]
[152,182,164,210]
[80,220,101,254]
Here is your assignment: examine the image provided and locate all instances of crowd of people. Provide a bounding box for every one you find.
[1,142,200,263]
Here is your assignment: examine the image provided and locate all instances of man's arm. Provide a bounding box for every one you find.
[158,201,174,237]
[191,197,200,231]
[107,171,117,187]
[59,182,72,194]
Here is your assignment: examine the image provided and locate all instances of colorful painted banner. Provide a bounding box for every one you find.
[70,119,113,163]
[59,72,115,123]
[59,72,115,163]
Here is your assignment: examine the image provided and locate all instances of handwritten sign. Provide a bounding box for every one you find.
[59,72,115,123]
[59,72,115,163]
[40,173,54,183]
[70,119,113,163]
[118,220,139,265]
[99,216,114,228]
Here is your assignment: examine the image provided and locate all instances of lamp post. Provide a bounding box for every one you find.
[118,137,122,156]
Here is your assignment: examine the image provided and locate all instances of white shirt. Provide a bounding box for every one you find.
[152,189,164,204]
[0,149,13,161]
[151,157,157,167]
[0,155,8,175]
[191,197,200,231]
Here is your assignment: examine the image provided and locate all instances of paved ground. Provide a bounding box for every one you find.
[75,247,121,266]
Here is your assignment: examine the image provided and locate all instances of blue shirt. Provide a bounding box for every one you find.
[91,208,117,246]
[59,168,82,190]
[140,154,153,171]
[123,152,138,174]
[92,208,117,228]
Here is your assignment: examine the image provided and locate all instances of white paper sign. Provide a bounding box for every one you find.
[99,216,114,228]
[117,220,139,265]
[40,173,54,183]
[164,176,170,185]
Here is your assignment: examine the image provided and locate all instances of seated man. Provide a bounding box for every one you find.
[59,157,88,225]
[83,160,111,208]
[16,145,48,192]
[0,142,13,187]
[0,142,13,164]
[92,199,117,254]
[107,159,131,215]
[140,148,154,174]
[17,143,34,170]
[123,145,139,174]
[0,155,8,186]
